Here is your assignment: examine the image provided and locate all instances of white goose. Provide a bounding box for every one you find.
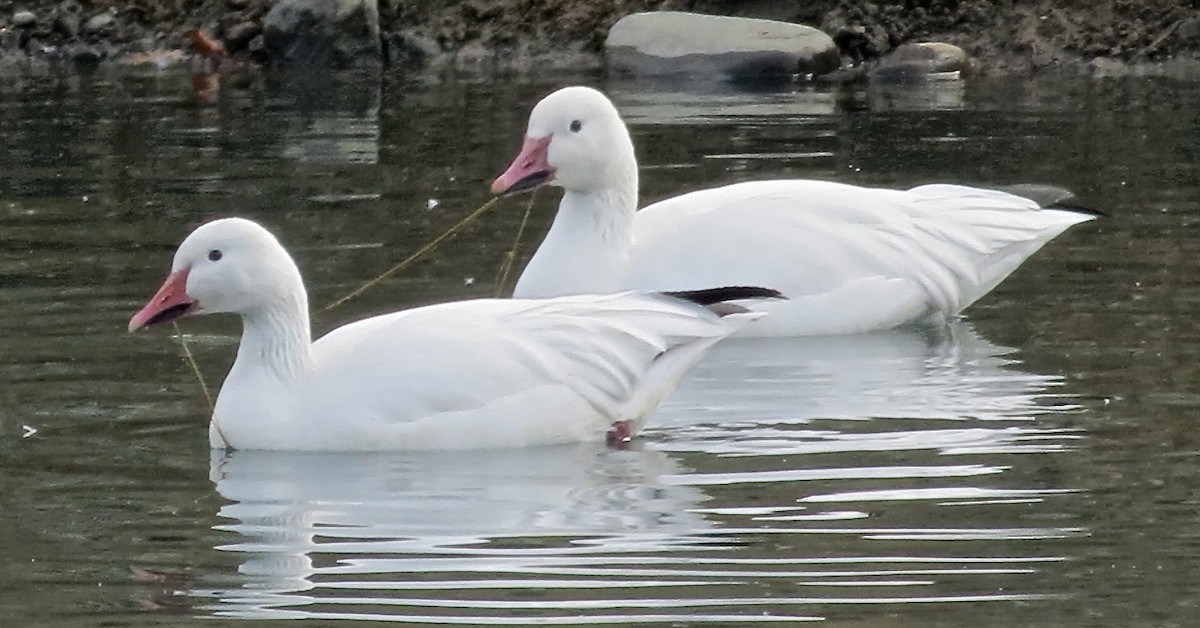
[491,86,1096,337]
[128,217,776,451]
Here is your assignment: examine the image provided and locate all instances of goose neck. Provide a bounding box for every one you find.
[236,295,314,381]
[560,187,637,244]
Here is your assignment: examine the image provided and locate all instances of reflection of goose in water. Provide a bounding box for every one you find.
[655,321,1079,454]
[202,322,1080,623]
[207,445,711,619]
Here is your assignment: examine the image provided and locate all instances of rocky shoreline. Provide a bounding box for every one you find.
[0,0,1198,79]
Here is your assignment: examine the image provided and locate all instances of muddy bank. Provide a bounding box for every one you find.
[0,0,1198,76]
[814,0,1200,76]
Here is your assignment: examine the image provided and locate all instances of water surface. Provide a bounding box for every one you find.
[0,68,1197,626]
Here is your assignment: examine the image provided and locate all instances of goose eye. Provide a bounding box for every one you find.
[569,119,582,133]
[208,249,223,262]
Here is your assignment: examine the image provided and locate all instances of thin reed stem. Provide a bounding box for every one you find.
[172,321,214,412]
[495,191,537,297]
[321,197,501,312]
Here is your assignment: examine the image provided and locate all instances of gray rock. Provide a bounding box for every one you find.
[82,10,115,35]
[1178,15,1200,41]
[247,33,267,62]
[606,11,839,82]
[54,2,81,39]
[452,41,494,73]
[386,30,440,69]
[871,42,969,83]
[69,43,101,64]
[55,14,79,37]
[262,0,381,69]
[224,20,261,52]
[12,10,36,27]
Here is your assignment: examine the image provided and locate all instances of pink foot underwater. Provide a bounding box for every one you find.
[606,420,634,449]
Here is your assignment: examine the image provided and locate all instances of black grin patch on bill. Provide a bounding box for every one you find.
[503,170,554,196]
[145,301,197,327]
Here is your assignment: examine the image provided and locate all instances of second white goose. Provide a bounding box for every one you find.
[491,86,1096,336]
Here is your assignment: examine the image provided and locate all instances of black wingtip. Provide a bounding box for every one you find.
[997,183,1108,217]
[664,286,785,306]
[1048,199,1108,217]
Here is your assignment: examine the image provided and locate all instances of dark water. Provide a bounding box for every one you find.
[0,67,1197,626]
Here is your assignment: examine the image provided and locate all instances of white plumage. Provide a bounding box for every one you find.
[128,217,766,451]
[492,86,1095,336]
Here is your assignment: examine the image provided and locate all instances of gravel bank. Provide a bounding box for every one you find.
[0,0,1197,76]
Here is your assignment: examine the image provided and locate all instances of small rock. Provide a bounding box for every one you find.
[12,10,36,27]
[452,41,494,73]
[70,43,102,64]
[246,33,267,61]
[872,42,969,83]
[223,20,260,52]
[54,10,80,38]
[55,16,79,37]
[1177,15,1200,42]
[82,10,115,35]
[605,11,840,82]
[387,30,441,68]
[225,0,252,8]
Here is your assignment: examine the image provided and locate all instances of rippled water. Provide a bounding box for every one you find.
[0,68,1197,626]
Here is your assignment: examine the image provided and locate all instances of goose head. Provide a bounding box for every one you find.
[491,86,636,196]
[129,218,304,332]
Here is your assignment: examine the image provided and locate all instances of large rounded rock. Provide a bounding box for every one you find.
[12,10,36,27]
[871,42,969,83]
[262,0,381,69]
[82,10,115,35]
[606,11,839,82]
